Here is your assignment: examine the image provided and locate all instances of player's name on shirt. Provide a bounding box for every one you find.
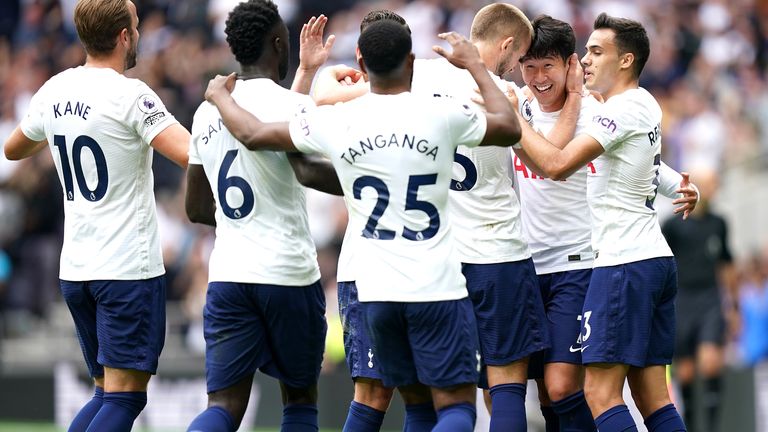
[52,100,92,120]
[198,117,225,145]
[340,133,439,165]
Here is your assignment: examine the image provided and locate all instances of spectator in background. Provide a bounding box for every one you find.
[662,167,735,432]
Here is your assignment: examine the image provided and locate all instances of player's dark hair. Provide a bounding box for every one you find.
[358,20,412,75]
[593,12,649,79]
[74,0,132,56]
[225,0,281,66]
[360,9,411,34]
[520,15,575,63]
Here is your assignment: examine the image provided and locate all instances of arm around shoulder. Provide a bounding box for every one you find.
[287,153,343,196]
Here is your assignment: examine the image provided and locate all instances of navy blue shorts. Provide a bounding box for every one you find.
[581,257,677,367]
[203,281,326,393]
[361,297,480,388]
[529,269,592,379]
[463,260,550,367]
[338,281,381,381]
[60,276,167,377]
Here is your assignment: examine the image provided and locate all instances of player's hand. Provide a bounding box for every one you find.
[565,53,584,95]
[522,86,534,102]
[433,31,483,71]
[331,64,364,85]
[205,73,237,105]
[298,15,336,72]
[506,83,520,108]
[672,172,699,220]
[587,89,604,103]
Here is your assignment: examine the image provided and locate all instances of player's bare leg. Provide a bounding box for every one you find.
[541,362,594,430]
[628,365,686,431]
[354,378,394,411]
[398,383,437,431]
[199,374,254,430]
[280,381,320,431]
[342,378,392,432]
[429,382,477,431]
[536,362,587,431]
[83,366,151,432]
[584,363,628,418]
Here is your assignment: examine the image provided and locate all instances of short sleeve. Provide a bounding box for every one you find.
[445,100,488,149]
[19,84,49,142]
[583,97,637,151]
[188,103,207,165]
[288,103,338,157]
[508,83,534,127]
[126,82,178,146]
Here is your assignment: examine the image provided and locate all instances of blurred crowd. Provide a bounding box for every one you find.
[0,0,768,371]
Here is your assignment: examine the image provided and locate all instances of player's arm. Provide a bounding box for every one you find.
[312,64,368,105]
[503,83,602,180]
[150,123,190,168]
[205,73,297,152]
[185,164,216,226]
[518,113,603,180]
[545,54,583,148]
[287,153,343,195]
[433,32,520,146]
[291,15,336,95]
[3,125,48,160]
[657,163,699,219]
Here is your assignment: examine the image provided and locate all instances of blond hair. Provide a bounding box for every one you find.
[74,0,132,56]
[470,3,533,51]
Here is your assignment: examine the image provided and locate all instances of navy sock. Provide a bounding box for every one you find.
[85,391,147,432]
[489,383,527,432]
[187,406,236,432]
[595,405,637,432]
[282,404,319,432]
[644,404,687,432]
[68,387,103,432]
[342,401,385,432]
[540,405,560,432]
[403,402,437,432]
[551,390,597,431]
[433,402,476,432]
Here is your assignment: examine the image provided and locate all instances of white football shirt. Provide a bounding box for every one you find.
[289,92,487,302]
[189,78,320,286]
[584,88,673,266]
[20,66,178,281]
[410,58,533,264]
[514,96,601,274]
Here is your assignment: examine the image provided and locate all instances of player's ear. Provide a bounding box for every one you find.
[619,52,634,72]
[500,36,515,53]
[357,55,367,76]
[118,27,130,49]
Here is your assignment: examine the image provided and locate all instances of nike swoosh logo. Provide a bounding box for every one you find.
[569,345,589,353]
